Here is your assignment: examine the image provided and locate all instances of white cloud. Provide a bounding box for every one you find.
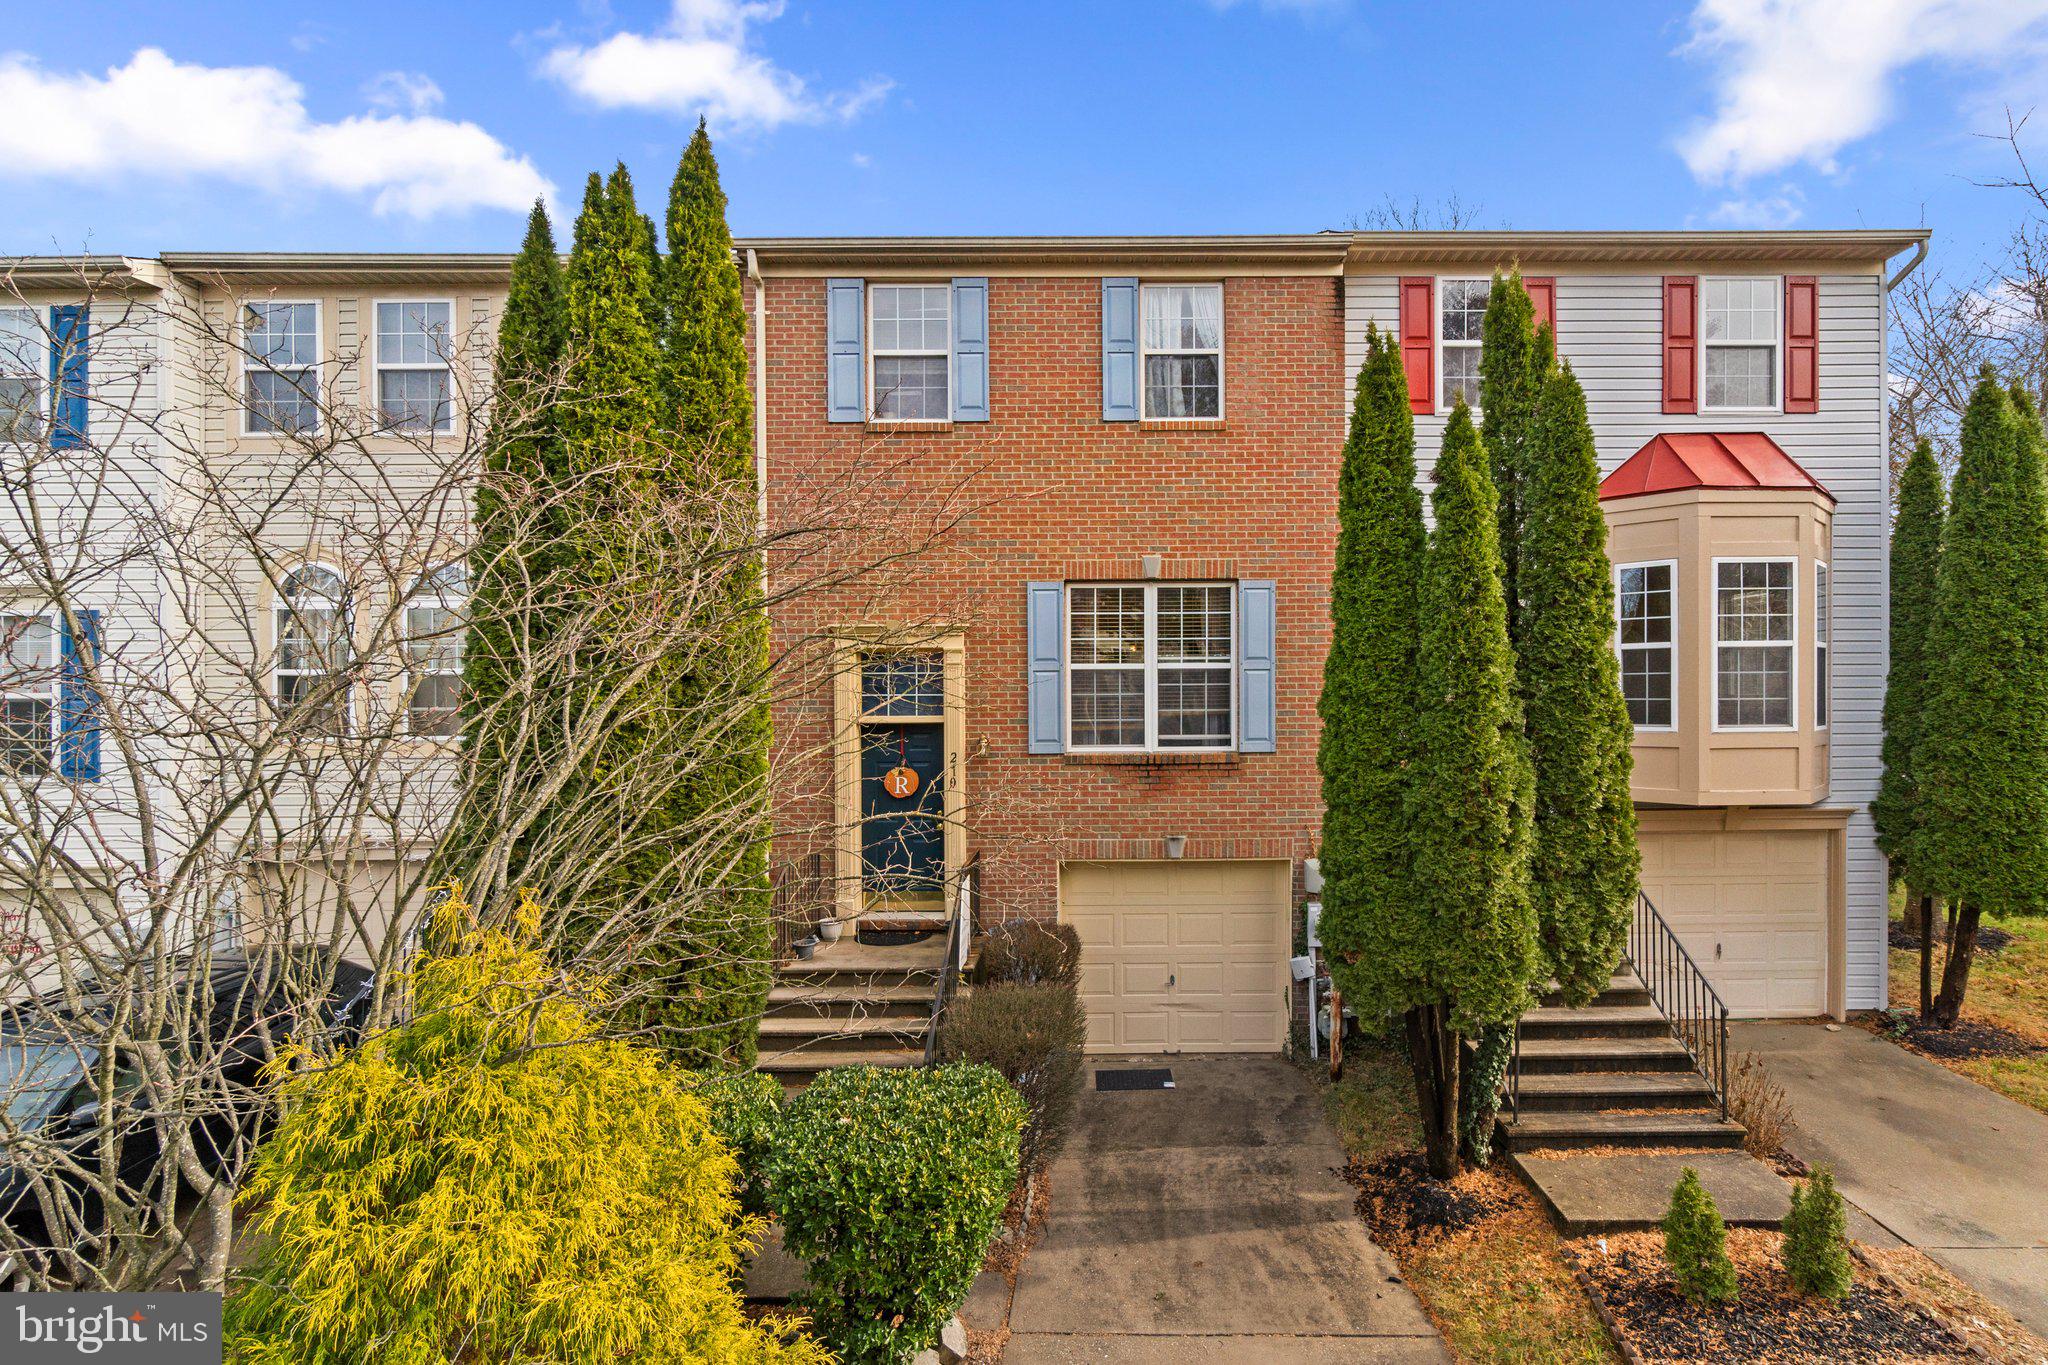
[0,48,550,217]
[363,70,445,115]
[541,0,891,127]
[1679,0,2048,184]
[1704,185,1807,227]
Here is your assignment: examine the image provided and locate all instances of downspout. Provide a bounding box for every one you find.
[747,247,769,551]
[1885,238,1928,293]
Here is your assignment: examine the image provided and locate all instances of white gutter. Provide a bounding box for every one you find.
[1885,238,1929,292]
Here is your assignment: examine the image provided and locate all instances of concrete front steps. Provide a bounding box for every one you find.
[1499,971,1747,1154]
[755,935,946,1087]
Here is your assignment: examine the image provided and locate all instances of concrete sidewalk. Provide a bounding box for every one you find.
[1735,1021,2048,1335]
[1000,1054,1447,1363]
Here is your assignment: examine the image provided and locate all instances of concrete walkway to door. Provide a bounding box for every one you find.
[999,1054,1447,1363]
[1735,1022,2048,1336]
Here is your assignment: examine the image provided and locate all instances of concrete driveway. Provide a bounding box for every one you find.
[1001,1054,1447,1363]
[1735,1022,2048,1335]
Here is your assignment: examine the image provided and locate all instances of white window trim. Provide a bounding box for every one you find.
[1699,275,1783,415]
[1814,559,1830,731]
[1063,581,1236,754]
[372,297,457,436]
[1436,276,1490,414]
[1,608,59,772]
[402,563,466,740]
[239,299,324,438]
[1710,555,1798,733]
[867,282,952,423]
[1138,282,1226,421]
[273,562,353,736]
[0,306,48,447]
[1615,559,1678,734]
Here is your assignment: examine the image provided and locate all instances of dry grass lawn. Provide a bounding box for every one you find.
[1317,1037,1620,1364]
[1886,902,2048,1116]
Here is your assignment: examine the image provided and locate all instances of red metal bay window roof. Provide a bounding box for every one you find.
[1598,432,1834,503]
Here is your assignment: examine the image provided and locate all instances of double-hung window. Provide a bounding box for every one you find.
[1140,284,1222,419]
[1616,562,1675,730]
[403,563,466,738]
[869,284,949,421]
[1715,559,1795,728]
[1814,561,1830,728]
[375,301,453,434]
[1439,278,1490,410]
[0,308,43,442]
[243,302,320,435]
[1702,278,1780,411]
[275,565,350,735]
[1067,583,1233,751]
[0,612,56,775]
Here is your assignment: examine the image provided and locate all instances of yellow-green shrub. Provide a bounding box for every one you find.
[226,891,826,1365]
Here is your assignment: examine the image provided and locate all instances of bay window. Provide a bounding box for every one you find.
[1714,559,1795,728]
[1067,583,1234,751]
[1814,561,1830,728]
[1616,562,1675,729]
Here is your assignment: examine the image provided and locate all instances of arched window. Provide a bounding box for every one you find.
[275,565,350,735]
[403,563,465,738]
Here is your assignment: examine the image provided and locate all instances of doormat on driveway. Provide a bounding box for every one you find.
[1094,1067,1174,1092]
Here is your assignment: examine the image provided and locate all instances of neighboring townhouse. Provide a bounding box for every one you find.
[750,228,1927,1054]
[4,226,1927,1054]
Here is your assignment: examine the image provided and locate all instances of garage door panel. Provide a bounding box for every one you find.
[1641,829,1831,1020]
[1060,860,1289,1054]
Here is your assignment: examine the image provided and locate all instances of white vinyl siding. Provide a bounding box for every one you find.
[1344,270,1890,1010]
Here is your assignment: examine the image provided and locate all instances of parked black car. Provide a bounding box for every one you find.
[0,950,375,1276]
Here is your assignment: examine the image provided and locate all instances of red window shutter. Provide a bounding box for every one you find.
[1398,277,1435,415]
[1526,276,1557,337]
[1662,276,1698,415]
[1784,275,1819,413]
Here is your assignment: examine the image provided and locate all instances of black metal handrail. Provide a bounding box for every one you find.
[1627,890,1730,1119]
[924,855,979,1065]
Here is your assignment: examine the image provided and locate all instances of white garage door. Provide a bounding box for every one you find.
[1639,829,1831,1018]
[1058,859,1290,1054]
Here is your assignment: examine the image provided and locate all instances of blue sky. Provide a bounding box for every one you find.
[3,0,2046,271]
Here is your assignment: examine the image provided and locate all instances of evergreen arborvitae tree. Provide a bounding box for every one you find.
[1478,270,1543,644]
[1520,364,1639,1005]
[1781,1168,1853,1301]
[1872,438,1946,1017]
[1406,400,1537,1179]
[452,200,569,904]
[1317,326,1427,1021]
[1662,1167,1739,1304]
[652,121,774,1063]
[1915,369,2048,1026]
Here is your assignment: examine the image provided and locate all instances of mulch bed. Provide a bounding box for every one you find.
[1877,1011,2046,1061]
[1565,1228,1971,1363]
[1346,1151,1520,1250]
[1889,920,2015,955]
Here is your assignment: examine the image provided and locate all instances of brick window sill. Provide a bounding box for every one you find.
[1061,751,1241,769]
[865,420,954,434]
[1137,419,1228,433]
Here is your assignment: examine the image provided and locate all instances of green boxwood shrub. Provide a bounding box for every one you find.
[1662,1166,1739,1304]
[691,1068,784,1219]
[938,981,1087,1178]
[1781,1167,1853,1300]
[974,920,1081,987]
[768,1063,1024,1365]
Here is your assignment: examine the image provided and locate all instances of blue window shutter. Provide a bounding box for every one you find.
[1102,278,1138,421]
[1238,581,1276,753]
[58,609,102,782]
[1027,582,1064,754]
[826,278,864,422]
[49,306,88,450]
[952,277,989,422]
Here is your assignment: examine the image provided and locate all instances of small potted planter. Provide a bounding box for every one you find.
[791,934,820,961]
[817,917,845,943]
